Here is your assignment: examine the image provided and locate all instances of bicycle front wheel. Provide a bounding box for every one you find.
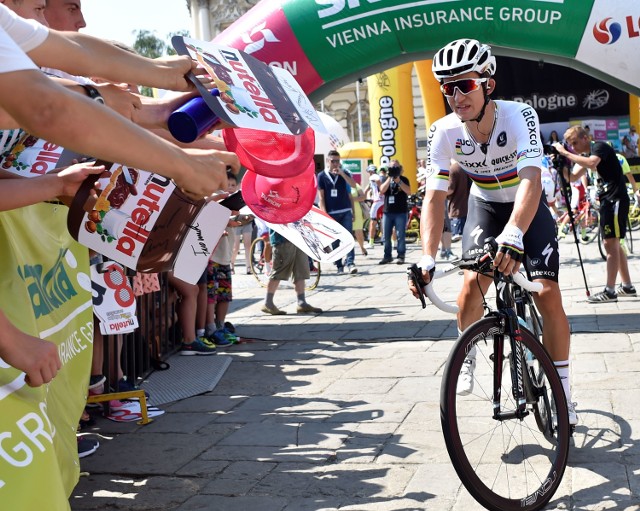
[441,317,570,511]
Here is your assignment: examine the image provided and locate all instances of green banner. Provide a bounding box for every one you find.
[0,203,93,510]
[284,0,594,83]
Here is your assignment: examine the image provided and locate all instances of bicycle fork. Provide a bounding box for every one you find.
[491,314,530,421]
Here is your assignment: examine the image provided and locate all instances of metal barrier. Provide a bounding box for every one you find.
[99,273,181,396]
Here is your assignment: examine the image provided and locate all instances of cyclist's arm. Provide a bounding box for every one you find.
[421,188,447,260]
[507,166,542,234]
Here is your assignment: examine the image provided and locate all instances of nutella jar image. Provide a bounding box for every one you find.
[68,161,230,284]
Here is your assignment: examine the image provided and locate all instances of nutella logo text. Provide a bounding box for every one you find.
[115,175,169,257]
[31,142,63,175]
[220,49,279,125]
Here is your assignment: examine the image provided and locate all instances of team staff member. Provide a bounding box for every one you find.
[554,127,637,301]
[408,39,576,425]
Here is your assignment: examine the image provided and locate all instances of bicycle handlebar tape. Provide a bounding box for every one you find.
[168,89,221,144]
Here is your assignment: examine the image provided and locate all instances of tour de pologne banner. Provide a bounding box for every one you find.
[0,203,93,510]
[484,57,629,124]
[215,0,640,98]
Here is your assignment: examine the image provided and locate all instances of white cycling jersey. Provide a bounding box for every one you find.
[426,100,544,203]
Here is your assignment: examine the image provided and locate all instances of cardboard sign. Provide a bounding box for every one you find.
[0,132,64,177]
[257,205,355,263]
[171,36,325,135]
[91,261,138,335]
[68,161,230,285]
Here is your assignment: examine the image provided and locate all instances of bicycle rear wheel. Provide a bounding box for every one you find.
[249,237,271,287]
[306,261,321,291]
[441,317,570,511]
[625,218,633,254]
[577,208,599,244]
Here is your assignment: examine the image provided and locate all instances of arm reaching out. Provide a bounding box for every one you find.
[0,309,62,387]
[0,69,239,198]
[30,31,204,93]
[0,161,105,211]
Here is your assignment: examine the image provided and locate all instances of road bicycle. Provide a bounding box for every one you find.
[408,240,570,511]
[249,234,321,291]
[556,193,599,244]
[363,199,383,244]
[626,186,640,231]
[405,193,422,243]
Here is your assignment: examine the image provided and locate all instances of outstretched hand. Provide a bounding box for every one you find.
[56,161,106,198]
[154,56,214,92]
[174,147,240,201]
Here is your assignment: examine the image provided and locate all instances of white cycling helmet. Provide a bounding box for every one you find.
[432,39,496,81]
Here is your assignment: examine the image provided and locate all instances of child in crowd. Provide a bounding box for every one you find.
[197,172,242,346]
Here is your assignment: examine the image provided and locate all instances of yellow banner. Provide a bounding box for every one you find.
[0,203,93,511]
[367,62,417,191]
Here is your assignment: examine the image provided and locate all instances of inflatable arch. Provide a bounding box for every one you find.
[215,1,640,183]
[216,1,640,101]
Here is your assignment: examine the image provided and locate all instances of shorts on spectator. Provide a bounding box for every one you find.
[207,261,232,303]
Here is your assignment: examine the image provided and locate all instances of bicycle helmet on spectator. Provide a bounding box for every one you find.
[432,39,496,81]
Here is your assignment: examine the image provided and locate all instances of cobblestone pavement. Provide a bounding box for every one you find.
[72,237,640,511]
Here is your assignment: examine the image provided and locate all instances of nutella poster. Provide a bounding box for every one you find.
[172,36,326,136]
[91,261,139,335]
[0,132,64,177]
[259,206,355,264]
[68,162,230,285]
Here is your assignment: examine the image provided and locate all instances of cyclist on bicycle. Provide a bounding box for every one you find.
[408,39,576,425]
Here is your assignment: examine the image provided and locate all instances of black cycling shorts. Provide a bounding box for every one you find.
[599,195,629,240]
[462,193,560,282]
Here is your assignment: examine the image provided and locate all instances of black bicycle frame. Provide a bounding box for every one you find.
[491,274,529,421]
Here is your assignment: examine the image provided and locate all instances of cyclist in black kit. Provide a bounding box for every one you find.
[408,38,577,425]
[554,126,637,302]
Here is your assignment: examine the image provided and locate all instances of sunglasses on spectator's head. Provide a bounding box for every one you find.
[440,78,487,97]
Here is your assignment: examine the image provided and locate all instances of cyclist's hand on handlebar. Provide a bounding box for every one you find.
[493,225,524,275]
[407,255,435,299]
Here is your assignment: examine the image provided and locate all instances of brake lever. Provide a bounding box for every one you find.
[407,263,428,309]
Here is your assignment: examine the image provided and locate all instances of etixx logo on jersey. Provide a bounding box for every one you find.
[593,16,640,45]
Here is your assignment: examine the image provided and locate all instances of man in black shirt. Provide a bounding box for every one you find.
[555,126,636,302]
[378,159,412,265]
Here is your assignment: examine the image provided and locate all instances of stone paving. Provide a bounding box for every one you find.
[71,236,640,511]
